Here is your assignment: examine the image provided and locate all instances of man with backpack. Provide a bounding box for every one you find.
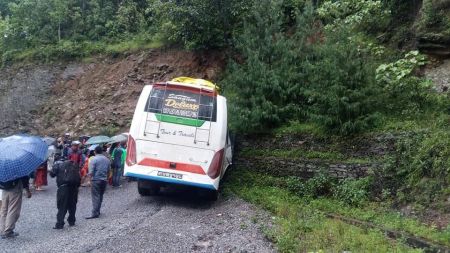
[50,158,81,229]
[0,176,31,238]
[86,145,111,219]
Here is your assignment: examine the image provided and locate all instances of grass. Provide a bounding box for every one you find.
[2,35,163,66]
[223,168,450,252]
[105,39,163,55]
[224,171,420,252]
[374,100,450,133]
[309,199,450,246]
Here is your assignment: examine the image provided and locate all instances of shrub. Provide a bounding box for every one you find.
[375,50,431,112]
[384,129,450,205]
[317,0,390,33]
[333,178,371,206]
[285,172,335,198]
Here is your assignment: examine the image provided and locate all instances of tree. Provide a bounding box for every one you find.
[49,0,70,42]
[222,0,314,132]
[305,31,381,135]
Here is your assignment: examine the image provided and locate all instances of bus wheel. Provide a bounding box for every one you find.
[137,179,160,196]
[202,189,219,201]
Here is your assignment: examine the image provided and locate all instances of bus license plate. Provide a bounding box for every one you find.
[157,171,183,179]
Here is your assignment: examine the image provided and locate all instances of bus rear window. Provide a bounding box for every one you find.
[145,87,217,122]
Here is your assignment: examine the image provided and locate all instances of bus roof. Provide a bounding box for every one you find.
[167,77,220,93]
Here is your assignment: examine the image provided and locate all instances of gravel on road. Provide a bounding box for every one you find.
[0,178,275,253]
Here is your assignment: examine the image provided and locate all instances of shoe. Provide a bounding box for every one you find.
[1,232,19,238]
[85,215,99,219]
[53,226,63,229]
[68,223,75,227]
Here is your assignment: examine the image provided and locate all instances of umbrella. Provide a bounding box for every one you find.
[0,135,48,182]
[85,135,112,145]
[88,144,99,151]
[42,137,56,146]
[108,134,128,144]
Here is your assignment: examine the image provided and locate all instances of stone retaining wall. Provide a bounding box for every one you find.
[236,157,378,179]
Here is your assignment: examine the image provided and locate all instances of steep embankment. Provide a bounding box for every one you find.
[0,49,225,137]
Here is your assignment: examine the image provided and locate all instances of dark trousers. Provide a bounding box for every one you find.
[112,167,122,187]
[56,185,78,227]
[91,180,107,217]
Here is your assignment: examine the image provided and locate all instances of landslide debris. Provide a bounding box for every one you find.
[0,49,224,137]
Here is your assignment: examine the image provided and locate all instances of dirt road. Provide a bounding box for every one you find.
[0,179,274,253]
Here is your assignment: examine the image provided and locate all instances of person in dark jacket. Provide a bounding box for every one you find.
[86,146,111,219]
[50,159,81,229]
[0,176,31,239]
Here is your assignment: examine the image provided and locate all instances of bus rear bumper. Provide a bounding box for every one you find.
[124,171,217,190]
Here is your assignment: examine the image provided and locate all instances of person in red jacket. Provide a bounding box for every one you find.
[67,141,82,168]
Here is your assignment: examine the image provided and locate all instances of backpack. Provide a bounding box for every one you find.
[58,160,81,186]
[0,179,19,190]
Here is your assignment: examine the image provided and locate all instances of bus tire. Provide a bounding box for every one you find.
[137,180,160,196]
[203,189,219,201]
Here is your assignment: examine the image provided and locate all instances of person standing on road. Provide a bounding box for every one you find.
[50,159,81,229]
[111,142,125,188]
[62,133,72,158]
[67,141,82,168]
[34,161,48,191]
[0,176,31,239]
[86,146,111,219]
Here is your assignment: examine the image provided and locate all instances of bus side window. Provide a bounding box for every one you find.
[146,89,164,112]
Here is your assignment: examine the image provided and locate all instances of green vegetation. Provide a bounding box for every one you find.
[383,128,450,206]
[223,168,450,252]
[241,148,342,160]
[0,0,448,249]
[0,0,254,63]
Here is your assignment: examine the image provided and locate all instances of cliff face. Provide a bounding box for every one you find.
[0,49,225,137]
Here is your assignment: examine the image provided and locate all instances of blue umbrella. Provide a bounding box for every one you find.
[0,135,48,182]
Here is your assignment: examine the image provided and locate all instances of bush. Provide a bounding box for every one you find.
[317,0,390,33]
[384,128,450,205]
[333,178,371,206]
[285,172,335,198]
[376,50,431,112]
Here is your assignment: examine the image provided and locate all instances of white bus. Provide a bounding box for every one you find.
[124,77,233,200]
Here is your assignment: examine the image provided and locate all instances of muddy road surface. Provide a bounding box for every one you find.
[0,179,274,253]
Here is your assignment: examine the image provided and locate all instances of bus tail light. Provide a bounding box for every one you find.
[126,135,137,166]
[207,149,224,179]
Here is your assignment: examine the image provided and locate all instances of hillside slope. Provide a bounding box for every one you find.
[0,49,224,137]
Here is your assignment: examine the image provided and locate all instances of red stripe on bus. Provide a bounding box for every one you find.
[138,158,206,175]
